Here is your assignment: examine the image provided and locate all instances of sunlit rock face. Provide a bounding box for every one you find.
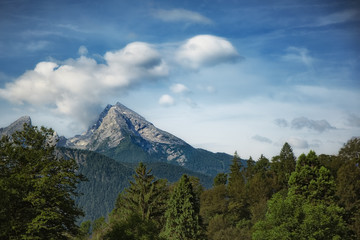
[63,102,189,165]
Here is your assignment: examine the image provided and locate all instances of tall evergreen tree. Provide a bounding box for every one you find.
[163,174,204,240]
[271,142,296,191]
[228,151,243,190]
[0,124,84,239]
[113,162,168,229]
[227,152,249,222]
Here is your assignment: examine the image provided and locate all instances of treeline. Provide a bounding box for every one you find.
[1,124,359,239]
[77,139,360,240]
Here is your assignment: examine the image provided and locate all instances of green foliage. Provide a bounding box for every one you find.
[114,162,168,224]
[228,152,244,191]
[288,151,335,203]
[200,184,228,225]
[271,142,296,190]
[253,150,349,240]
[213,172,227,186]
[163,174,204,240]
[336,137,360,239]
[104,213,164,240]
[76,221,91,240]
[253,193,349,240]
[0,124,84,239]
[227,152,249,221]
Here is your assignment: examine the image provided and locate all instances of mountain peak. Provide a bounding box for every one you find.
[64,102,186,151]
[0,116,32,137]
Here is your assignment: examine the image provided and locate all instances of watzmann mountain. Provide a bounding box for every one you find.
[60,102,232,176]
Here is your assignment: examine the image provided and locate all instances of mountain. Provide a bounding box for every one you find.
[61,102,233,176]
[0,116,31,137]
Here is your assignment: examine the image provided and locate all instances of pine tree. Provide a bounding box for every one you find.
[227,152,249,221]
[163,174,204,240]
[271,142,296,191]
[113,162,168,228]
[228,151,243,191]
[0,124,84,239]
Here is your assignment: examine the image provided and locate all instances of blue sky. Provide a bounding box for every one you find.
[0,0,359,159]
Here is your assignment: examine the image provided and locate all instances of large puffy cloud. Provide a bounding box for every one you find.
[0,42,168,125]
[176,35,240,69]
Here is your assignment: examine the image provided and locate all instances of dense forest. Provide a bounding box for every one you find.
[79,139,360,240]
[1,125,359,239]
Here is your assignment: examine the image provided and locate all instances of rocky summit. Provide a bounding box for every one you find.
[61,102,232,175]
[0,116,31,137]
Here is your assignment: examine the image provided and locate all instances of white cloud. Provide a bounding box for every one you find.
[153,8,212,24]
[176,35,240,69]
[159,94,175,106]
[0,35,242,131]
[170,83,189,94]
[0,42,168,126]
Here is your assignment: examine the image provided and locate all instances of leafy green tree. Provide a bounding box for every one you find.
[253,150,349,239]
[163,174,204,240]
[288,151,335,203]
[0,124,84,239]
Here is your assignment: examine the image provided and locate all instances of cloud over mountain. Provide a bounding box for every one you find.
[0,35,239,126]
[0,43,168,125]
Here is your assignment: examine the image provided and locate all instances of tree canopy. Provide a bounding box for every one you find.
[0,124,84,239]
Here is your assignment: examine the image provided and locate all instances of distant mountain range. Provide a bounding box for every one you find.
[1,103,236,221]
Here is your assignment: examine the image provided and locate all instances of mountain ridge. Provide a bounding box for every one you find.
[60,102,233,175]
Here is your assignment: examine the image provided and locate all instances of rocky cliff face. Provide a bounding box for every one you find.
[0,116,31,137]
[63,102,190,165]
